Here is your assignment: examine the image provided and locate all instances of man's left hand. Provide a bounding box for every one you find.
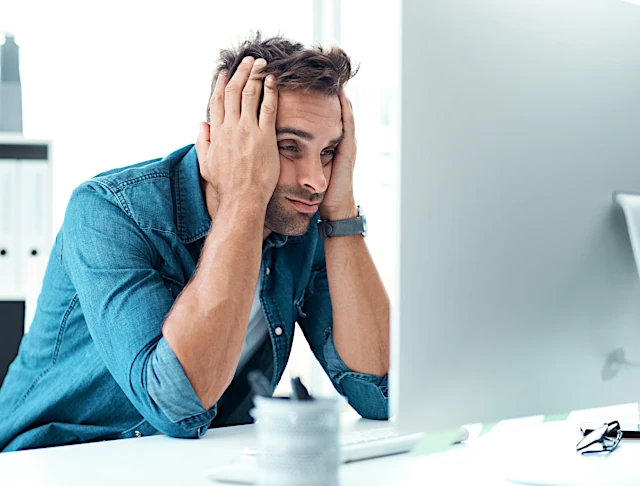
[320,90,358,221]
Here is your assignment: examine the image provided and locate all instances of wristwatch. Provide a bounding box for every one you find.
[317,206,368,238]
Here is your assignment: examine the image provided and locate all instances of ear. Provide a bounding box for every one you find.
[195,122,211,167]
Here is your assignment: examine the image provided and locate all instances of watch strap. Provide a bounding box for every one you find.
[317,216,364,238]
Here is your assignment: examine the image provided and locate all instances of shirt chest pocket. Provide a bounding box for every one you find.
[161,275,185,300]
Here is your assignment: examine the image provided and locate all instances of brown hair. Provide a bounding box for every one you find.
[206,31,358,122]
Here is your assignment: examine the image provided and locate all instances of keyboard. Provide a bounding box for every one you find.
[208,426,469,483]
[339,426,424,463]
[239,425,437,463]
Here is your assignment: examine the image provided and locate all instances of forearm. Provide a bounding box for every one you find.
[162,201,265,409]
[325,233,390,377]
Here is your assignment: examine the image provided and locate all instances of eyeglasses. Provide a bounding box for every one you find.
[576,420,622,455]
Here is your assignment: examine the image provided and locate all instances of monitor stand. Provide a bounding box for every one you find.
[614,192,640,282]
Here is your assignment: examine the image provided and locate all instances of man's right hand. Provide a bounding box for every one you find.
[196,56,280,210]
[165,58,279,410]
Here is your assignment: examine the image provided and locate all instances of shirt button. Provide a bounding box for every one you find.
[135,431,142,438]
[275,327,283,336]
[266,267,271,276]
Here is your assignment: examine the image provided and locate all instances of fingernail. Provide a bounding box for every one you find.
[265,75,275,87]
[254,58,266,66]
[218,69,228,78]
[242,56,254,64]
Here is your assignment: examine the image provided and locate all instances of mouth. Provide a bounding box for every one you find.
[287,198,320,214]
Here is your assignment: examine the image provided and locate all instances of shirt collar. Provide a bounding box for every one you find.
[174,145,211,244]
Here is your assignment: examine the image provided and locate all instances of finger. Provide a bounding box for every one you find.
[198,121,211,145]
[241,58,267,123]
[196,122,210,164]
[339,90,355,133]
[224,56,255,120]
[259,75,278,131]
[209,69,228,126]
[337,90,356,154]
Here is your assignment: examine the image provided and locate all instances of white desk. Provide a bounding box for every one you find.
[1,405,639,486]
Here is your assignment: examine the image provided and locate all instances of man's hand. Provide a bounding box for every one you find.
[163,58,280,410]
[320,90,391,380]
[196,57,280,212]
[319,90,358,221]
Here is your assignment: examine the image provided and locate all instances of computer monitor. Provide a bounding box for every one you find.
[392,0,640,432]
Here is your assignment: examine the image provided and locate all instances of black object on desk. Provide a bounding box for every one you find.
[581,421,640,439]
[577,420,623,455]
[291,377,313,401]
[0,301,25,387]
[248,370,314,401]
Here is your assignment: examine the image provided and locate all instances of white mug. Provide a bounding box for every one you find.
[250,396,341,486]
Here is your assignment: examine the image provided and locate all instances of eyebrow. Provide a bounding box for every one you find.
[276,127,344,147]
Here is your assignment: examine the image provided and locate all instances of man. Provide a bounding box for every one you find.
[0,33,390,452]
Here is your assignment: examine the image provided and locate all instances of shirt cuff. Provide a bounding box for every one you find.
[322,328,389,420]
[147,337,217,425]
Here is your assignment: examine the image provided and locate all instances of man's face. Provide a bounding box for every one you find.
[265,90,343,236]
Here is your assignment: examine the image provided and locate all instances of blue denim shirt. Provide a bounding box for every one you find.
[0,145,388,452]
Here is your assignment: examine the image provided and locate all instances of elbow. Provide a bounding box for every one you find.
[197,378,231,411]
[339,374,389,421]
[161,329,232,412]
[138,337,218,436]
[131,391,217,439]
[350,399,390,421]
[155,421,210,440]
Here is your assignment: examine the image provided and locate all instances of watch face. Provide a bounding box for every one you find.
[359,206,368,237]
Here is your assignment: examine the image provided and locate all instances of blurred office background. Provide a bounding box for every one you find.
[0,0,399,399]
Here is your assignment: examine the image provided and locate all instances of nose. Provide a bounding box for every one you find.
[296,156,328,195]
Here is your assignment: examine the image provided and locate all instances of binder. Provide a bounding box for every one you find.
[0,159,19,298]
[0,137,52,332]
[18,158,51,331]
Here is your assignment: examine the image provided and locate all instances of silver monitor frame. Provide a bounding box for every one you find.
[392,0,640,432]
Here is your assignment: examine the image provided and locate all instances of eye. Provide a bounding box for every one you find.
[278,145,299,152]
[321,149,336,165]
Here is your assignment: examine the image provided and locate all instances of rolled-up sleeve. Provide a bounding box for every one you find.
[146,338,217,425]
[61,182,216,438]
[297,263,389,421]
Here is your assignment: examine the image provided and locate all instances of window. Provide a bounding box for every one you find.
[279,0,400,399]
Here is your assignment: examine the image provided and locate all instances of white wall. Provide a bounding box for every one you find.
[1,0,313,232]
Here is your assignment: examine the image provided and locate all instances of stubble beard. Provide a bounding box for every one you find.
[264,186,323,236]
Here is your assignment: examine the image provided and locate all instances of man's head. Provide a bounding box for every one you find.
[207,33,357,236]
